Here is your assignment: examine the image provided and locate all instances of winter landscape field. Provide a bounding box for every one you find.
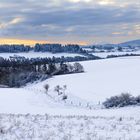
[1,52,140,139]
[0,0,140,139]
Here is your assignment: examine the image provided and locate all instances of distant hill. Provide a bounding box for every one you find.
[119,39,140,47]
[95,39,140,48]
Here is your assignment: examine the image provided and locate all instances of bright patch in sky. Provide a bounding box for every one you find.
[69,0,91,3]
[98,0,114,5]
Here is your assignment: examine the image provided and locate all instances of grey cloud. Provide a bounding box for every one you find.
[0,0,139,43]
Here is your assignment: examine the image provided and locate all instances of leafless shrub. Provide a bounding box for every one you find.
[44,84,49,93]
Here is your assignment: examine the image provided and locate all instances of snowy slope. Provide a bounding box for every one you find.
[33,56,140,103]
[1,87,140,117]
[0,56,140,116]
[0,52,83,59]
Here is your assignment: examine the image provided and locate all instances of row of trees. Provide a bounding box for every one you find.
[0,43,139,53]
[34,44,86,54]
[107,53,140,58]
[82,45,139,53]
[0,43,87,54]
[0,44,31,53]
[0,54,100,68]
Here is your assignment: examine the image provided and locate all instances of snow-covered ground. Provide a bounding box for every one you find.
[1,87,140,117]
[1,114,140,139]
[0,56,140,139]
[92,50,140,58]
[0,52,83,59]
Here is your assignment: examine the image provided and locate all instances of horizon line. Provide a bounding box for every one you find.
[0,38,87,46]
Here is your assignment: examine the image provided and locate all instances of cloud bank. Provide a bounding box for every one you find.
[0,0,140,44]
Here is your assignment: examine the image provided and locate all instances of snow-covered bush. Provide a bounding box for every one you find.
[67,63,74,73]
[103,93,137,108]
[73,62,84,73]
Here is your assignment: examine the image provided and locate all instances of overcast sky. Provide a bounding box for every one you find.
[0,0,140,44]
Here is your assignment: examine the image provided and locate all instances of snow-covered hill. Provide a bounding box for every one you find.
[33,56,140,104]
[119,39,140,47]
[90,39,140,49]
[0,56,140,115]
[103,39,140,47]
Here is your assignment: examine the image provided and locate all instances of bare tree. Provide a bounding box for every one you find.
[44,84,49,93]
[54,85,62,95]
[54,85,68,101]
[63,85,67,95]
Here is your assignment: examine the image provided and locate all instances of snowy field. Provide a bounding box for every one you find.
[0,52,83,59]
[0,56,140,139]
[92,50,140,58]
[1,114,140,140]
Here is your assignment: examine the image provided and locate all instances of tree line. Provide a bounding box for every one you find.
[0,54,100,67]
[0,43,87,54]
[0,55,87,87]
